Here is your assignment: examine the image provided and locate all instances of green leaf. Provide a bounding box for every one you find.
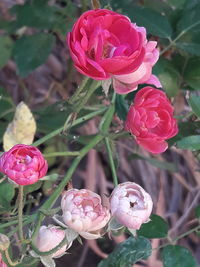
[98,236,151,267]
[0,36,13,68]
[143,0,173,16]
[195,205,200,219]
[0,181,15,211]
[177,135,200,150]
[168,120,200,146]
[11,0,76,35]
[154,59,179,97]
[188,94,200,117]
[176,42,200,56]
[184,58,200,90]
[115,5,172,38]
[36,101,73,133]
[162,245,198,267]
[115,94,128,121]
[24,181,42,194]
[13,33,55,77]
[168,0,186,8]
[137,214,168,239]
[12,0,61,30]
[177,3,200,34]
[0,87,14,118]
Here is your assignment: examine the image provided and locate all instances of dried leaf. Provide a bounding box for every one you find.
[101,79,112,96]
[3,102,36,151]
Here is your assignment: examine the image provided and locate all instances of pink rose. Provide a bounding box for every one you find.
[61,189,110,239]
[110,182,153,230]
[0,144,48,185]
[68,9,160,93]
[34,226,68,258]
[0,253,7,267]
[125,86,178,153]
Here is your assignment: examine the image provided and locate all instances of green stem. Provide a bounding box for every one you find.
[2,250,20,266]
[99,92,116,133]
[154,224,200,251]
[31,134,104,241]
[7,215,37,238]
[31,235,67,256]
[105,137,118,186]
[32,107,107,147]
[43,151,80,157]
[0,219,19,229]
[160,20,200,56]
[18,185,24,242]
[69,77,89,104]
[74,80,101,114]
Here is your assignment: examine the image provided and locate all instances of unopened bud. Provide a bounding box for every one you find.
[0,234,10,251]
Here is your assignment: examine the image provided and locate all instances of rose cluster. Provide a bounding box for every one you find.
[33,182,153,258]
[0,145,153,249]
[68,9,178,153]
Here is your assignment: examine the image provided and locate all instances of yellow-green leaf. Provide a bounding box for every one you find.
[3,102,36,151]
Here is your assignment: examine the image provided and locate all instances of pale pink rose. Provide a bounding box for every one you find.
[110,182,153,230]
[61,189,110,239]
[0,253,7,267]
[35,226,68,258]
[68,9,160,94]
[0,144,48,185]
[125,86,178,153]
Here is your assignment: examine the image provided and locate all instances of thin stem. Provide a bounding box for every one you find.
[74,80,101,114]
[32,107,107,147]
[31,235,67,256]
[153,224,200,251]
[18,185,24,242]
[7,215,37,238]
[43,151,80,157]
[105,137,118,186]
[69,77,89,104]
[3,250,20,266]
[99,92,116,133]
[160,20,200,56]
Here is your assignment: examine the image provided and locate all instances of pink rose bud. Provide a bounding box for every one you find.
[125,86,178,154]
[34,226,68,258]
[110,182,153,230]
[68,9,160,94]
[0,144,48,185]
[0,253,7,267]
[61,189,110,239]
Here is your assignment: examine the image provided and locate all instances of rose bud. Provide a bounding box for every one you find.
[0,144,48,185]
[125,86,178,154]
[68,9,160,94]
[110,182,153,230]
[0,254,7,267]
[34,226,68,258]
[61,189,110,239]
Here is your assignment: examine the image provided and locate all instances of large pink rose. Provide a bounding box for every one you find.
[68,9,160,93]
[61,189,110,239]
[110,182,153,230]
[0,144,48,185]
[125,87,178,154]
